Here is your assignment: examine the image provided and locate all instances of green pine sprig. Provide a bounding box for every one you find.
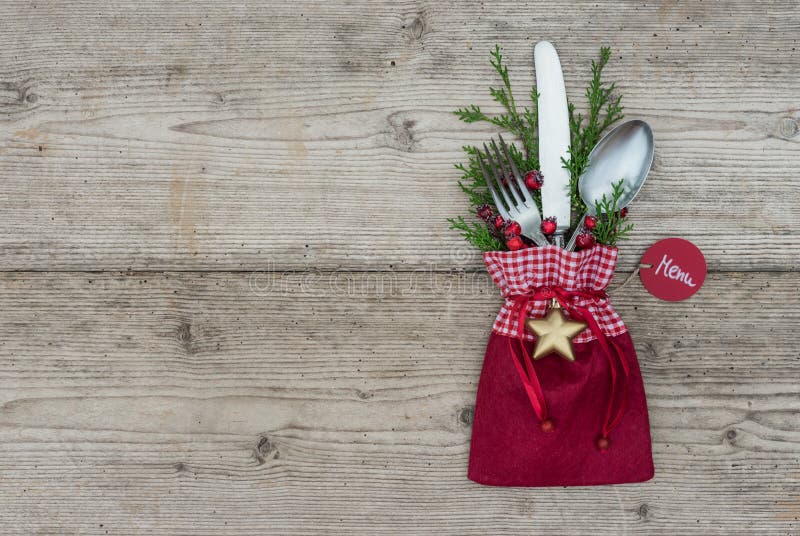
[454,145,493,208]
[447,216,506,252]
[454,45,540,170]
[590,179,634,246]
[563,46,624,215]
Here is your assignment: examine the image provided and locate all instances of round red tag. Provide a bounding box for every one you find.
[639,238,706,301]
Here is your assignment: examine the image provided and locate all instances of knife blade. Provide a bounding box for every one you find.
[534,41,571,246]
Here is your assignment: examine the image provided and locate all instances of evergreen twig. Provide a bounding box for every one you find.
[454,45,540,167]
[447,216,506,252]
[563,46,624,215]
[590,179,633,246]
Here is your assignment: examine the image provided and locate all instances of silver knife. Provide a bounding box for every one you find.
[534,41,571,247]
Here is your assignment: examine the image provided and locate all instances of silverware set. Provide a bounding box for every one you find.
[476,119,654,250]
[475,43,654,251]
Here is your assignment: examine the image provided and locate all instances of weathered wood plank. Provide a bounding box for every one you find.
[1,1,799,534]
[0,0,799,271]
[0,271,797,534]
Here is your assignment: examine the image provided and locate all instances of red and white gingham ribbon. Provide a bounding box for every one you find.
[484,245,626,343]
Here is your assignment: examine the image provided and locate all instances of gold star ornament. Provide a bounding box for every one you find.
[524,301,587,362]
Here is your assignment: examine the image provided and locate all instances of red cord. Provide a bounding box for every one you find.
[506,287,630,443]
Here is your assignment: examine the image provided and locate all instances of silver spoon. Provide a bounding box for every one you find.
[565,119,654,251]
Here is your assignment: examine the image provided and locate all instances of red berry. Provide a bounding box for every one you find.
[575,232,596,250]
[503,221,521,239]
[492,215,505,230]
[506,236,524,251]
[477,204,493,221]
[619,207,629,218]
[524,170,544,190]
[540,217,557,236]
[583,215,597,230]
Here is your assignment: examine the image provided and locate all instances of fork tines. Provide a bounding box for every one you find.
[478,138,534,218]
[476,136,547,246]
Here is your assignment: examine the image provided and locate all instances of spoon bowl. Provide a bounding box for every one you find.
[580,119,654,215]
[566,120,654,250]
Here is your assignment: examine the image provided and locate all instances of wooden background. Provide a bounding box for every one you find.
[1,1,798,534]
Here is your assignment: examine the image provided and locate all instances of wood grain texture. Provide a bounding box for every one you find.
[0,271,799,534]
[1,0,799,534]
[0,0,799,271]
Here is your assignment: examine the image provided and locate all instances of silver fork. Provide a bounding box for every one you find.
[477,135,548,247]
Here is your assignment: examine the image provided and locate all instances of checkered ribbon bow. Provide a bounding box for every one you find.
[484,245,626,343]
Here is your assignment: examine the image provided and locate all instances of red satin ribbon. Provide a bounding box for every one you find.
[508,286,630,442]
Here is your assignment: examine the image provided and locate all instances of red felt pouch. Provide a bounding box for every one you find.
[468,245,654,487]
